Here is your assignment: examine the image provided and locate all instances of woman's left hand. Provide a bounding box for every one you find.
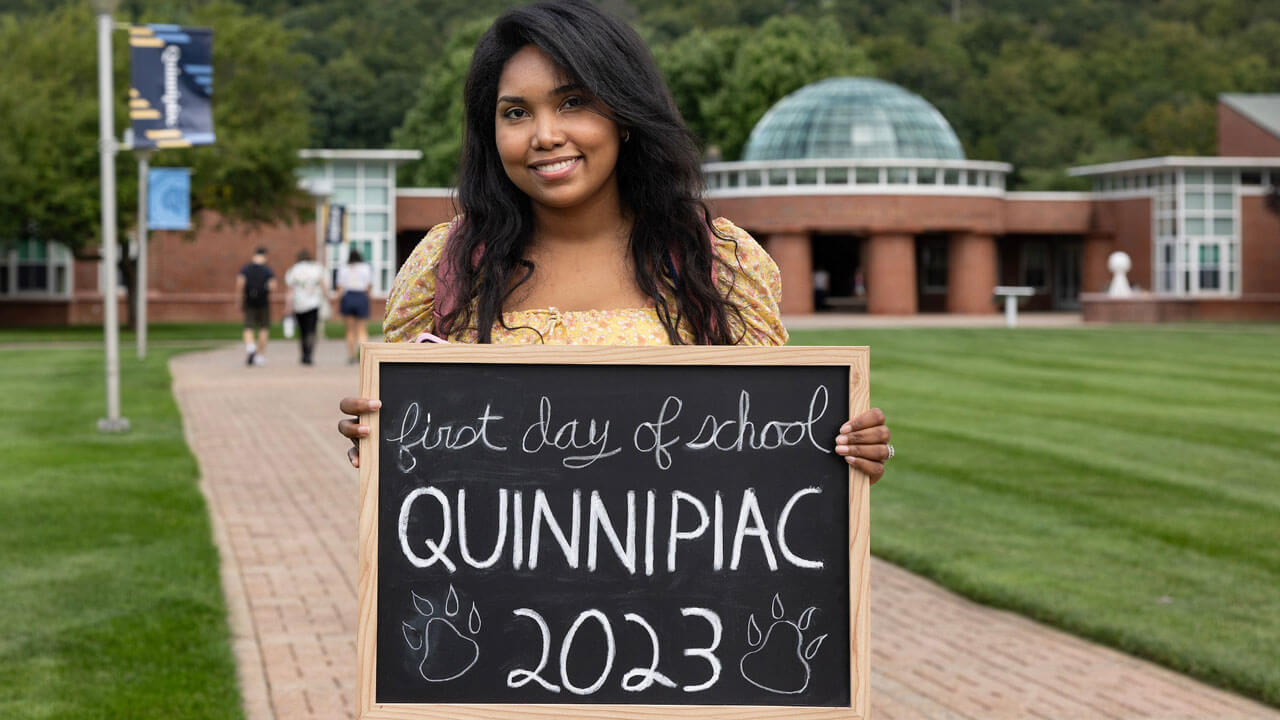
[835,408,891,484]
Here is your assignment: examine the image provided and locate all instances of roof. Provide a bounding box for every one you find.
[742,77,965,162]
[1068,155,1280,177]
[1220,94,1280,141]
[299,149,422,162]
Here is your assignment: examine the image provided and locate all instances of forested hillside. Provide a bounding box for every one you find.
[5,0,1279,189]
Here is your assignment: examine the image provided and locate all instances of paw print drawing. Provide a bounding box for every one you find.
[401,584,482,682]
[739,593,827,695]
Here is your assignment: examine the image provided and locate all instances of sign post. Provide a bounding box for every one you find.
[135,149,152,359]
[94,0,128,433]
[356,345,871,719]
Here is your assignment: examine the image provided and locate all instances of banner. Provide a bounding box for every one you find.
[325,204,347,245]
[148,168,191,230]
[129,25,215,149]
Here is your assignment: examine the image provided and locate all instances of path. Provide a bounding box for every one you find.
[171,337,1278,720]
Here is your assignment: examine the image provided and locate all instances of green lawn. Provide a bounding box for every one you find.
[0,343,243,719]
[1,322,1276,714]
[0,319,379,344]
[790,324,1280,708]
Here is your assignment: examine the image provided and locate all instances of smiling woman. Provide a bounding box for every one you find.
[494,50,622,216]
[339,0,892,483]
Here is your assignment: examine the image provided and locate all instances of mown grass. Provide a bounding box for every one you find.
[2,322,1275,713]
[0,344,243,719]
[0,319,379,344]
[790,324,1280,708]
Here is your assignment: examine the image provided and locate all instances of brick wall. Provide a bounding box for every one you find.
[1091,198,1153,291]
[709,194,1007,235]
[1218,103,1280,157]
[1241,196,1280,295]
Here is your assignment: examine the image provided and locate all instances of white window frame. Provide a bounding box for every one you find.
[2,240,74,299]
[312,158,399,297]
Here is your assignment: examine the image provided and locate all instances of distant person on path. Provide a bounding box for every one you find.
[237,247,275,366]
[284,249,325,365]
[336,248,373,364]
[813,267,830,310]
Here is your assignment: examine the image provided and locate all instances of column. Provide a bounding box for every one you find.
[947,232,997,314]
[865,232,917,314]
[765,231,813,315]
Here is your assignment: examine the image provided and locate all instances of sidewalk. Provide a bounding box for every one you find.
[171,337,1278,720]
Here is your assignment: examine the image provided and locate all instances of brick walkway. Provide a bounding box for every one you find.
[172,339,1278,720]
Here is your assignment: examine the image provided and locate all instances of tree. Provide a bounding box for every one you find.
[0,1,312,323]
[661,16,874,160]
[392,17,493,188]
[651,25,747,152]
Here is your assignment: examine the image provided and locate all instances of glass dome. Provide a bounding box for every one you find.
[741,77,965,161]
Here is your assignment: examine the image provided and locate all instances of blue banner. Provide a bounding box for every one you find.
[129,24,215,149]
[148,168,191,230]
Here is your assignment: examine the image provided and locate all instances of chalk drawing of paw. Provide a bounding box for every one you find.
[401,584,482,682]
[739,593,827,695]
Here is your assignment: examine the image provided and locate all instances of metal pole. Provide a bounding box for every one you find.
[136,150,151,359]
[316,199,325,281]
[96,3,128,432]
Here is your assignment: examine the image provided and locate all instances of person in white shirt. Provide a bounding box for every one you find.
[336,248,373,364]
[284,249,326,365]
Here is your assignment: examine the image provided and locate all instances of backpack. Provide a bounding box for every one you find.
[243,264,271,308]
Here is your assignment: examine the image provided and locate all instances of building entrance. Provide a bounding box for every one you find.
[811,234,863,311]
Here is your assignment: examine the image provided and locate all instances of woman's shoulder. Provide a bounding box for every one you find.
[384,218,459,343]
[707,217,788,346]
[423,218,459,256]
[709,217,771,268]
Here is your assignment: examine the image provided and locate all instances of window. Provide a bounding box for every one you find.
[306,158,401,295]
[1198,243,1221,291]
[1154,168,1241,297]
[2,240,72,297]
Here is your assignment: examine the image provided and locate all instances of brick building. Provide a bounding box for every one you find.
[3,83,1278,326]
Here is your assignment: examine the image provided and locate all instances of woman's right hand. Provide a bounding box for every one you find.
[339,396,381,467]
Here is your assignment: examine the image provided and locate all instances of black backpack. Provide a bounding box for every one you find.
[243,264,271,308]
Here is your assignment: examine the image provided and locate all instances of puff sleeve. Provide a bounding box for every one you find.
[382,221,452,343]
[710,217,789,346]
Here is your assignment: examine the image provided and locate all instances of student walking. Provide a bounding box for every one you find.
[336,248,373,364]
[236,246,275,366]
[284,249,326,365]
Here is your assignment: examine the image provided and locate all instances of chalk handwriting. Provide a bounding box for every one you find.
[521,396,621,469]
[398,486,825,575]
[388,401,507,473]
[685,386,832,455]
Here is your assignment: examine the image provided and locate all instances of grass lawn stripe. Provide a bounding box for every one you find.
[791,325,1280,708]
[0,346,243,720]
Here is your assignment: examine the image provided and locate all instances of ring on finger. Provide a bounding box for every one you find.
[886,443,895,461]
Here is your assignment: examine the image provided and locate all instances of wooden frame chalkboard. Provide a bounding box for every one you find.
[357,345,869,719]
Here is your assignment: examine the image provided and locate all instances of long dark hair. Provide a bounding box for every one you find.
[438,0,743,344]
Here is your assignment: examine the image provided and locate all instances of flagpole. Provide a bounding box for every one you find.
[94,0,129,433]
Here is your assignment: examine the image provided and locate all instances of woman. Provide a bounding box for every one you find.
[336,248,373,364]
[339,0,891,479]
[284,249,326,365]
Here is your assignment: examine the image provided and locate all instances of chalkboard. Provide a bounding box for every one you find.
[358,345,870,720]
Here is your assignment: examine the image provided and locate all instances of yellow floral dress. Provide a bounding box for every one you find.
[383,217,788,346]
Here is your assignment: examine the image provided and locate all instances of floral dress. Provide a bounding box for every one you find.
[383,217,787,346]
